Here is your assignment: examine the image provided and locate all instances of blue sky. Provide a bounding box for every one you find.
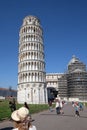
[0,0,87,89]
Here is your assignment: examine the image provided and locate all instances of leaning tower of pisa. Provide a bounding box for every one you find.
[17,15,48,104]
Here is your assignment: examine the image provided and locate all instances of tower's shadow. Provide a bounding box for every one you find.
[0,127,13,130]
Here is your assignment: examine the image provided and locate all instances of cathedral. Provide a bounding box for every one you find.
[17,15,87,104]
[46,56,87,102]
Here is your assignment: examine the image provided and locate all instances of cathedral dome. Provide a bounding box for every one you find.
[68,55,86,73]
[68,55,80,66]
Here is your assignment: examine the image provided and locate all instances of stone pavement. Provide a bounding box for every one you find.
[0,103,87,130]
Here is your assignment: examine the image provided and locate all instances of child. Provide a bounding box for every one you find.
[74,102,80,117]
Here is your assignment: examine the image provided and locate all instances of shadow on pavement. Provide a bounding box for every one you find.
[41,113,74,117]
[41,113,87,118]
[0,127,13,130]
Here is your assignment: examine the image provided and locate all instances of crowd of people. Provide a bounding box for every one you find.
[48,97,65,114]
[8,96,85,130]
[48,97,84,118]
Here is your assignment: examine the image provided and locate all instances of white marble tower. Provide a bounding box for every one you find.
[17,15,48,104]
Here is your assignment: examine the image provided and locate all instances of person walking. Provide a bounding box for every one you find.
[24,102,29,110]
[79,102,83,111]
[55,98,60,114]
[60,100,64,114]
[11,107,37,130]
[9,97,16,112]
[74,102,80,117]
[48,100,52,112]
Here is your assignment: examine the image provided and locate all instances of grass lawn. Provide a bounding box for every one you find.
[0,100,86,121]
[0,100,50,121]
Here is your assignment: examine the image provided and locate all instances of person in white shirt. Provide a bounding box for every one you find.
[60,100,64,114]
[55,98,60,114]
[11,106,37,130]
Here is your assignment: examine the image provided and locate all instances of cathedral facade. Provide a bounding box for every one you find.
[46,56,87,102]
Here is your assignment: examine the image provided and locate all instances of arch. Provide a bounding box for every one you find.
[23,62,25,71]
[37,44,38,50]
[31,43,33,50]
[34,43,35,50]
[47,87,58,102]
[28,62,30,70]
[24,28,25,32]
[32,73,34,81]
[35,62,36,69]
[35,73,37,81]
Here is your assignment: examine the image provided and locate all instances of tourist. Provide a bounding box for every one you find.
[9,97,16,112]
[9,100,14,112]
[24,102,29,110]
[11,106,37,130]
[48,100,52,112]
[24,102,32,120]
[60,100,64,114]
[72,101,74,107]
[55,98,60,114]
[79,102,83,111]
[74,102,80,117]
[12,98,16,110]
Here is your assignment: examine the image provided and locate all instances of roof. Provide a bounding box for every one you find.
[72,68,84,73]
[68,55,80,66]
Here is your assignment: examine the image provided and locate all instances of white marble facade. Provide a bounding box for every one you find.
[46,73,63,91]
[17,15,48,104]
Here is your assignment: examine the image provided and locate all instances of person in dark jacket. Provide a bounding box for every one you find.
[24,102,29,110]
[9,98,16,112]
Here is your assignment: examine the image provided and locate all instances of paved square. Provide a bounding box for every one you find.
[0,103,87,130]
